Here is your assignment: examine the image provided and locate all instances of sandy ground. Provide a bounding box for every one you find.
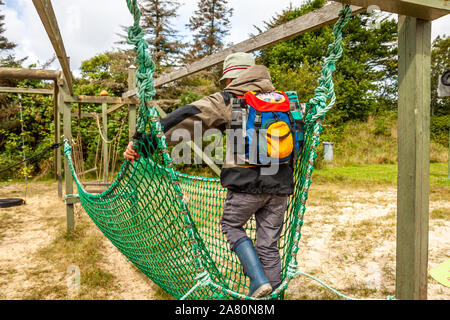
[0,181,448,300]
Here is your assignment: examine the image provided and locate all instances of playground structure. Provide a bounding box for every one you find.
[0,0,448,300]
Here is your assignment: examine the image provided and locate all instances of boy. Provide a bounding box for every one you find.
[124,52,294,298]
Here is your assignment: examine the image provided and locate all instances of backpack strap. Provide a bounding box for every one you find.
[231,96,247,157]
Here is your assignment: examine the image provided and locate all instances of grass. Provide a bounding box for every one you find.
[30,216,119,300]
[313,162,450,187]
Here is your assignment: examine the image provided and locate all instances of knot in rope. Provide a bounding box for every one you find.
[286,260,299,279]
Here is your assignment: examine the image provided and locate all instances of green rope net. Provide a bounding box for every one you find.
[64,1,353,300]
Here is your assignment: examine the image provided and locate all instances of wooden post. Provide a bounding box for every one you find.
[54,84,62,198]
[59,78,74,231]
[128,66,137,141]
[102,102,109,183]
[396,15,431,300]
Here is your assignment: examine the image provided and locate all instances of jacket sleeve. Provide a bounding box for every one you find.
[161,92,232,146]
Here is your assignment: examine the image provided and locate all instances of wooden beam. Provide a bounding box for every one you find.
[32,0,74,95]
[71,112,98,118]
[0,87,54,95]
[149,102,222,177]
[149,2,364,88]
[77,167,97,177]
[335,0,449,20]
[0,68,60,81]
[107,103,126,114]
[82,181,111,187]
[59,79,74,231]
[65,195,80,205]
[65,95,139,105]
[396,15,431,300]
[54,85,62,198]
[123,88,138,99]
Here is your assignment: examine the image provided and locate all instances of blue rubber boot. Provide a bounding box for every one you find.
[234,238,272,298]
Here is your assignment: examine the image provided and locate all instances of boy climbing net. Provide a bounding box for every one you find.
[124,52,304,298]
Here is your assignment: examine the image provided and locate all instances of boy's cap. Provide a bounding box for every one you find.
[220,52,256,82]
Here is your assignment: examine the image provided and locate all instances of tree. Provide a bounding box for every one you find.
[78,50,136,96]
[186,0,233,61]
[257,0,398,124]
[140,0,184,68]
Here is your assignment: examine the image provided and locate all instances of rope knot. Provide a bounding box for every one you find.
[195,271,212,287]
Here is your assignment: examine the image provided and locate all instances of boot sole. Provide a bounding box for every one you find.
[251,284,273,299]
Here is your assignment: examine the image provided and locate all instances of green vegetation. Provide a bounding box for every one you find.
[314,163,450,187]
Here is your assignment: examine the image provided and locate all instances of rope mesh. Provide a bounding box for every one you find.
[63,1,353,300]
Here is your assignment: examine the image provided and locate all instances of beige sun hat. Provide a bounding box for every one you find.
[220,52,256,82]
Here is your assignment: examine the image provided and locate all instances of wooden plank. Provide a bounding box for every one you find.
[71,112,98,118]
[0,87,54,95]
[54,85,62,198]
[65,195,80,205]
[152,3,365,87]
[0,68,60,80]
[335,0,449,20]
[60,80,74,231]
[32,0,74,95]
[396,15,431,300]
[82,182,111,187]
[107,103,127,114]
[77,167,97,177]
[123,88,138,99]
[65,95,139,105]
[128,67,137,141]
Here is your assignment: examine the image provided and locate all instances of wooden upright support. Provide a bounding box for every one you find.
[59,77,74,231]
[102,103,109,183]
[396,15,431,300]
[54,85,62,198]
[128,66,137,141]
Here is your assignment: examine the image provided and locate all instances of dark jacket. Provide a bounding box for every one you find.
[155,65,294,195]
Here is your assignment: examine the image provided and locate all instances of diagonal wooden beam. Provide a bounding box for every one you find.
[153,2,364,88]
[150,102,222,177]
[121,2,364,98]
[32,0,74,95]
[65,95,138,105]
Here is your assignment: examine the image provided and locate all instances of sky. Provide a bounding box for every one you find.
[3,0,450,76]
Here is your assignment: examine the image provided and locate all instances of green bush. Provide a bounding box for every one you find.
[431,115,450,147]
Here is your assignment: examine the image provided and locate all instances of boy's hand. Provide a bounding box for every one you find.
[123,141,140,162]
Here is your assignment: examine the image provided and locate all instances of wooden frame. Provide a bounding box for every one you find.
[0,0,447,300]
[32,0,74,95]
[396,15,432,300]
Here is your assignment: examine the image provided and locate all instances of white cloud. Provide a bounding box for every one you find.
[3,0,449,76]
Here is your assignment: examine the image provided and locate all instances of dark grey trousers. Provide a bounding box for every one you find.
[220,190,288,288]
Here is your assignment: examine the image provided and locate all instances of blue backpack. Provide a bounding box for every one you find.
[230,90,304,166]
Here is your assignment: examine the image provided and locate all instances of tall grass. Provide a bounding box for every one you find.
[317,114,449,169]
